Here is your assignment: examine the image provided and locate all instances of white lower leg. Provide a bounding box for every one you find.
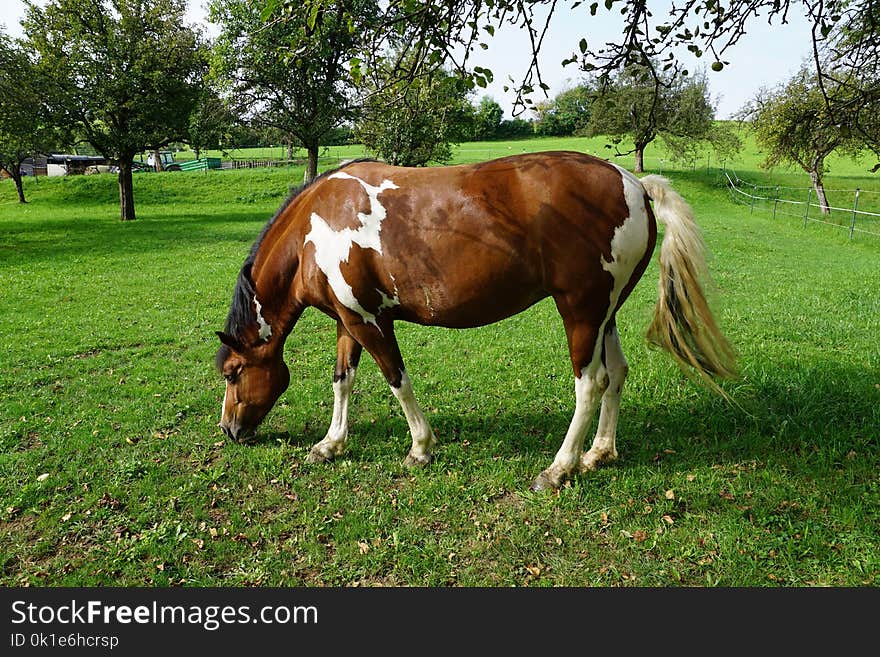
[583,327,628,471]
[534,362,607,489]
[391,370,435,466]
[309,367,356,461]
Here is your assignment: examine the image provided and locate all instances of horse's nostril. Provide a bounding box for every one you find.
[219,423,233,440]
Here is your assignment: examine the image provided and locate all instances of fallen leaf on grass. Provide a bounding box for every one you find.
[525,564,542,577]
[665,489,675,500]
[633,530,648,543]
[61,512,72,522]
[662,515,675,525]
[357,541,370,555]
[37,473,50,482]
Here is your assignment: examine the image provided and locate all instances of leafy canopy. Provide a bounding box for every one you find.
[745,67,866,175]
[586,64,739,166]
[0,29,60,172]
[210,0,379,178]
[23,0,206,161]
[357,63,472,167]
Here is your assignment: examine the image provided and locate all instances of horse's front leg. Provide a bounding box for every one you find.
[307,323,362,463]
[347,319,436,468]
[392,370,436,467]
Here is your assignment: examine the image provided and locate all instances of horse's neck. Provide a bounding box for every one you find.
[253,243,304,343]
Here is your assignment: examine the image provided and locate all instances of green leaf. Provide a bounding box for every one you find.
[307,4,321,31]
[260,0,280,22]
[579,38,588,54]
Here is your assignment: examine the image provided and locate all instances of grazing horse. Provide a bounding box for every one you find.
[216,151,736,490]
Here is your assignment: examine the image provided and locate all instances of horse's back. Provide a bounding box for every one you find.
[297,152,655,328]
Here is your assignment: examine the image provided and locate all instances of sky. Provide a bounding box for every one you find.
[0,0,815,119]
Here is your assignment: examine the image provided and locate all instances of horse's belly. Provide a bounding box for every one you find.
[394,262,546,328]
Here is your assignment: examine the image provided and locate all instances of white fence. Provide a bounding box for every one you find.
[724,169,880,240]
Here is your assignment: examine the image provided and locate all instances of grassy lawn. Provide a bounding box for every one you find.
[1,138,877,587]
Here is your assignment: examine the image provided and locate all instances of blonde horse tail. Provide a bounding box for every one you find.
[640,174,738,396]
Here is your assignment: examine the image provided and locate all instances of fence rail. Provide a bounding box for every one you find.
[723,169,880,240]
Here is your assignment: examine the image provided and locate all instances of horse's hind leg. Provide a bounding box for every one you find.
[531,305,609,491]
[581,322,628,472]
[308,323,363,463]
[345,319,437,467]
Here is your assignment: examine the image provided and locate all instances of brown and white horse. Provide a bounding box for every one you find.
[216,151,736,490]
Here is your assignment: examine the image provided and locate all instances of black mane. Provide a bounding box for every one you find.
[216,159,376,368]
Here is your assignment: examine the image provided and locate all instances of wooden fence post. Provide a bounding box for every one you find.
[773,186,780,219]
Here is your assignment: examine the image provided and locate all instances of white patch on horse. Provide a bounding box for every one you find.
[603,165,650,313]
[305,172,400,328]
[253,295,272,340]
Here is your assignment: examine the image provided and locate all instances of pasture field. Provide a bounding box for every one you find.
[1,137,877,587]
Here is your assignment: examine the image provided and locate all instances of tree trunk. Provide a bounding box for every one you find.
[634,145,645,173]
[287,142,294,161]
[305,143,319,183]
[118,160,136,221]
[152,149,164,172]
[809,166,830,216]
[12,164,27,203]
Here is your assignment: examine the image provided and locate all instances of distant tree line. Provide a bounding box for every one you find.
[1,0,877,220]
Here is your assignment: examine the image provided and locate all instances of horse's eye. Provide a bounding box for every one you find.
[224,372,237,383]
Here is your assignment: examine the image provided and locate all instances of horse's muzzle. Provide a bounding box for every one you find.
[218,421,254,443]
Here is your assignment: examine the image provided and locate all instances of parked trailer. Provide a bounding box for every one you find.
[178,157,222,172]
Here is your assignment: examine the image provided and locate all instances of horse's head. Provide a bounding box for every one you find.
[215,331,290,442]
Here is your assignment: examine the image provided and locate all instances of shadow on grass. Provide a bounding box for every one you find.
[245,359,878,474]
[0,210,276,267]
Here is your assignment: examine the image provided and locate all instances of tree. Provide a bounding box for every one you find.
[496,117,533,139]
[744,68,866,215]
[533,86,592,137]
[585,65,736,173]
[471,97,504,141]
[210,0,377,181]
[0,29,59,203]
[23,0,205,220]
[357,66,472,167]
[187,87,238,160]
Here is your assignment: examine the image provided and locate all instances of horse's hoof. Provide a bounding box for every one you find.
[403,451,432,468]
[579,454,600,472]
[579,448,617,473]
[306,445,334,464]
[529,471,560,492]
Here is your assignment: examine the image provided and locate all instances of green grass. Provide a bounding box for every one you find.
[1,138,877,587]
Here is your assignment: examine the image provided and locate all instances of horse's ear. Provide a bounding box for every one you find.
[216,331,243,353]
